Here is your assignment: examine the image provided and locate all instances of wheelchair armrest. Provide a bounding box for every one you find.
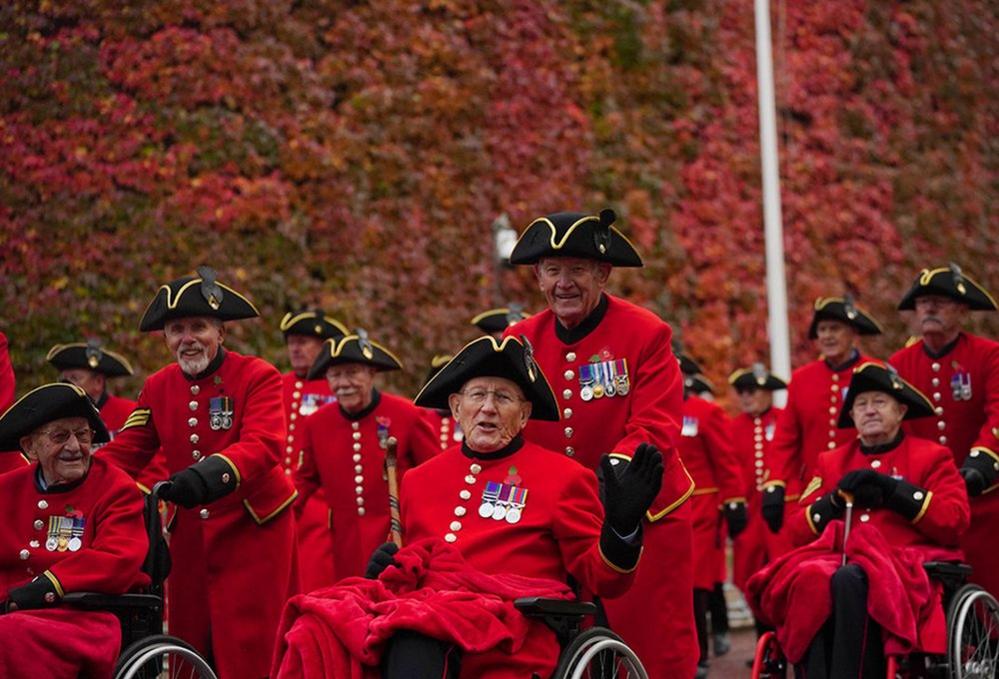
[61,592,163,612]
[923,561,972,581]
[514,597,597,618]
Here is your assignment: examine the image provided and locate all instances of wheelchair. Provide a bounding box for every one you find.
[751,561,999,679]
[62,483,217,679]
[515,596,648,679]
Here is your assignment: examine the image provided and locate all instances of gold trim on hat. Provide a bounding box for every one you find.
[812,297,884,333]
[0,383,89,420]
[470,308,511,325]
[514,214,639,256]
[141,277,259,321]
[327,334,404,368]
[46,343,135,376]
[280,311,349,336]
[916,268,997,307]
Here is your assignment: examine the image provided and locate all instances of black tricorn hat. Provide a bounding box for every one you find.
[897,264,997,311]
[676,352,703,376]
[808,296,883,338]
[729,364,788,392]
[684,373,715,396]
[414,336,560,421]
[279,310,349,340]
[837,361,935,428]
[0,383,110,452]
[306,330,403,379]
[47,340,134,377]
[423,353,453,388]
[509,209,643,267]
[139,266,259,331]
[470,307,530,335]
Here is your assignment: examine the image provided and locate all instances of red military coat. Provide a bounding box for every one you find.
[420,408,463,452]
[679,395,743,590]
[728,407,788,590]
[95,391,168,493]
[0,457,149,678]
[770,354,870,500]
[282,371,337,592]
[401,438,637,678]
[891,332,999,596]
[506,293,698,679]
[100,350,297,679]
[296,391,438,581]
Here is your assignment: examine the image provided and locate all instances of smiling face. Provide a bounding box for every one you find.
[534,257,611,329]
[286,334,325,378]
[164,316,225,376]
[814,319,858,365]
[20,416,94,487]
[449,376,532,453]
[850,390,907,446]
[736,387,772,417]
[326,362,377,413]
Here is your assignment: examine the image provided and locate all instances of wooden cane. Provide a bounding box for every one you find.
[838,490,855,567]
[384,436,403,547]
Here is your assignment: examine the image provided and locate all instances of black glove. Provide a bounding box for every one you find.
[760,485,785,533]
[961,450,999,497]
[723,501,749,539]
[159,456,238,508]
[807,491,846,534]
[600,443,664,535]
[4,576,59,613]
[365,542,400,579]
[837,469,898,509]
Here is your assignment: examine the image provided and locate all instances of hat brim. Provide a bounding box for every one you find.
[306,335,403,380]
[898,278,997,311]
[47,344,134,377]
[837,364,935,428]
[509,216,643,267]
[0,384,110,452]
[139,277,259,331]
[414,336,560,422]
[807,302,883,338]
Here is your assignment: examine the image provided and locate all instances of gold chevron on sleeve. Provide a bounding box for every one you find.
[121,408,152,430]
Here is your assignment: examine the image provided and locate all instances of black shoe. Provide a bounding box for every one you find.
[713,632,731,656]
[695,660,710,678]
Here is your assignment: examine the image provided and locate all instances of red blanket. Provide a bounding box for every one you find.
[746,521,960,664]
[270,538,574,679]
[0,608,121,679]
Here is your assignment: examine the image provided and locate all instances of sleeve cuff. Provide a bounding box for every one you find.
[41,570,64,598]
[965,448,999,490]
[807,493,841,535]
[599,523,642,573]
[193,455,240,503]
[886,479,931,522]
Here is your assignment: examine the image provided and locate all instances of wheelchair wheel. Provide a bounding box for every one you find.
[552,627,648,679]
[751,631,787,679]
[114,634,217,679]
[947,584,999,679]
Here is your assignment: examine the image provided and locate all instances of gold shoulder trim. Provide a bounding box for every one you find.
[243,490,298,525]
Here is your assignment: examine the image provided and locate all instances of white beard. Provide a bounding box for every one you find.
[177,345,211,376]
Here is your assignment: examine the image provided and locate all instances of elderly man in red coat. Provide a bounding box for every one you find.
[294,332,438,581]
[272,336,663,679]
[0,383,149,679]
[503,208,698,678]
[279,310,347,592]
[748,362,970,679]
[100,267,298,679]
[889,265,999,598]
[46,339,168,493]
[765,297,883,546]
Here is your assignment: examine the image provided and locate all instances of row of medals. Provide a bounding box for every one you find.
[579,364,630,402]
[478,487,527,524]
[46,517,83,552]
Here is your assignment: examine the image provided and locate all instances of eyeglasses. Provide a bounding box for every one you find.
[459,389,524,407]
[327,365,370,381]
[39,427,96,445]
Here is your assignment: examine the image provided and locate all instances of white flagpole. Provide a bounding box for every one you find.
[755,0,791,406]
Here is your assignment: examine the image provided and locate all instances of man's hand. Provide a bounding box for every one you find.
[761,485,785,533]
[158,456,238,508]
[960,450,998,497]
[961,468,987,497]
[600,443,664,535]
[365,542,400,579]
[158,469,210,508]
[723,501,748,539]
[837,469,898,509]
[4,577,59,613]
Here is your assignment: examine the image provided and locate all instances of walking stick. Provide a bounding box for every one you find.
[838,490,855,567]
[384,436,403,547]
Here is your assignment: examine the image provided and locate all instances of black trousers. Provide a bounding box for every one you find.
[382,630,461,679]
[709,581,730,635]
[798,564,886,679]
[694,587,711,663]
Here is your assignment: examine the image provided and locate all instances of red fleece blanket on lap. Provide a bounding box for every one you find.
[271,538,573,679]
[0,608,122,679]
[746,522,959,664]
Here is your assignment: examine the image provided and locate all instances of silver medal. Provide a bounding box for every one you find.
[505,507,522,524]
[68,537,82,552]
[45,537,58,552]
[478,502,494,519]
[491,504,507,521]
[580,385,594,401]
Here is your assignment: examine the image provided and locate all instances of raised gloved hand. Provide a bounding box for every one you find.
[158,456,238,508]
[600,443,664,535]
[4,576,59,613]
[365,542,400,579]
[837,469,898,509]
[723,501,749,539]
[760,485,785,534]
[960,450,998,497]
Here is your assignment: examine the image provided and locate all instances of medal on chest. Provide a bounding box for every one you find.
[950,362,972,401]
[681,415,699,437]
[299,393,335,417]
[765,422,776,442]
[579,358,629,401]
[46,509,85,552]
[477,467,529,525]
[209,396,234,430]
